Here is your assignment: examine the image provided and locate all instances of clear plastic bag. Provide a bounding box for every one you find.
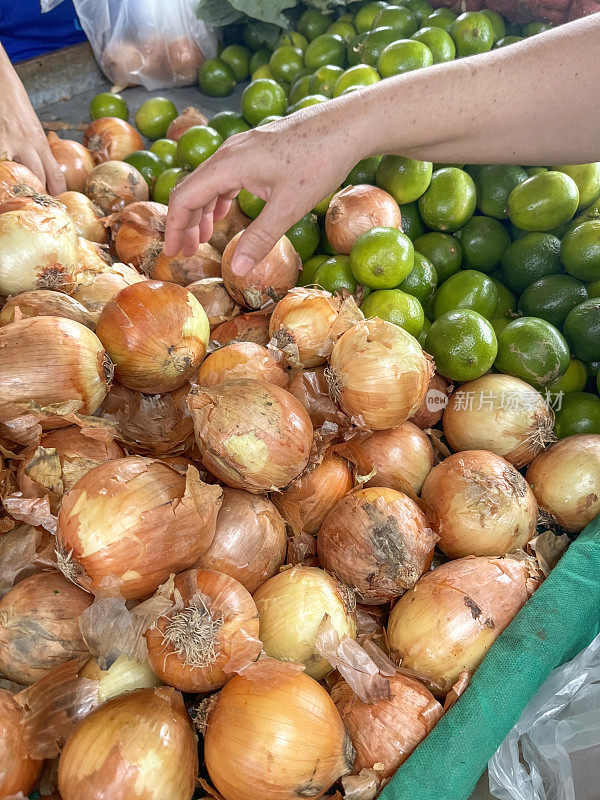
[489,633,600,800]
[41,0,216,90]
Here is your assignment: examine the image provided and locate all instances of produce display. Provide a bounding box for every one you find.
[1,3,600,800]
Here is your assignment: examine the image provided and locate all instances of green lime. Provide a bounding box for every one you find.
[491,278,516,317]
[350,226,414,289]
[518,274,588,328]
[495,35,523,47]
[344,156,382,186]
[327,20,357,46]
[208,111,250,140]
[153,167,187,205]
[454,216,511,272]
[150,138,178,168]
[309,64,345,96]
[433,269,498,319]
[561,221,600,281]
[373,6,418,36]
[400,201,428,240]
[405,0,434,26]
[587,279,600,298]
[418,316,431,346]
[313,255,357,293]
[398,250,437,303]
[425,8,458,31]
[490,316,511,337]
[89,91,128,121]
[256,115,284,126]
[237,189,265,219]
[358,26,404,66]
[199,58,237,97]
[298,9,334,41]
[376,156,432,204]
[547,358,587,395]
[527,167,548,177]
[176,125,222,170]
[300,254,328,286]
[378,38,433,76]
[554,393,600,438]
[449,12,494,57]
[251,64,275,81]
[495,317,570,389]
[500,232,563,293]
[554,164,600,210]
[411,26,456,62]
[134,97,178,140]
[522,21,553,36]
[361,288,424,336]
[332,64,380,96]
[414,231,462,281]
[418,167,476,232]
[481,9,506,41]
[425,309,497,380]
[313,190,337,216]
[475,165,529,219]
[354,1,389,33]
[241,79,287,126]
[337,12,354,24]
[249,49,271,73]
[123,150,165,188]
[304,33,347,69]
[563,299,600,362]
[269,45,304,83]
[220,44,251,81]
[276,31,309,51]
[288,74,312,105]
[507,171,579,231]
[567,199,600,234]
[287,94,329,113]
[286,213,320,261]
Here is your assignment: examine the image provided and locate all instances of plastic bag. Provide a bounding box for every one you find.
[489,632,600,800]
[41,0,216,90]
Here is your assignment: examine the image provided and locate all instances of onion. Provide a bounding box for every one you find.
[141,240,222,285]
[58,687,198,800]
[325,185,402,254]
[221,232,300,309]
[0,571,92,684]
[443,374,555,469]
[526,434,600,532]
[56,191,106,243]
[85,160,149,215]
[82,117,144,163]
[195,488,286,594]
[110,201,167,267]
[318,487,437,604]
[387,555,543,692]
[187,277,241,329]
[209,199,251,254]
[332,674,443,778]
[0,160,44,203]
[329,318,432,430]
[80,655,161,703]
[254,566,356,679]
[75,237,111,273]
[0,688,43,795]
[421,450,538,558]
[145,568,261,693]
[71,262,145,317]
[166,106,209,140]
[410,372,454,429]
[204,668,353,800]
[0,289,95,329]
[47,133,95,193]
[288,367,343,429]
[100,41,146,85]
[211,311,271,347]
[168,38,204,83]
[56,456,222,600]
[96,280,209,393]
[188,378,313,492]
[197,342,289,389]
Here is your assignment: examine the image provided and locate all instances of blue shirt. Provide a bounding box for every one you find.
[0,0,86,63]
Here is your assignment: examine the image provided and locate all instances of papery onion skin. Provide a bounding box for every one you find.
[329,318,432,430]
[71,262,145,318]
[82,117,144,163]
[48,133,95,193]
[209,199,251,254]
[204,670,353,800]
[0,571,93,685]
[332,674,443,778]
[222,232,300,310]
[0,290,95,329]
[96,280,209,394]
[85,160,149,215]
[76,236,111,273]
[410,372,454,430]
[254,566,357,680]
[318,486,437,605]
[187,277,241,330]
[115,219,158,266]
[108,201,167,264]
[210,312,271,347]
[58,687,198,800]
[0,160,44,203]
[142,241,222,285]
[188,378,313,492]
[422,450,538,559]
[387,555,542,692]
[526,434,600,532]
[166,106,209,140]
[288,367,343,429]
[0,688,43,796]
[443,374,555,469]
[325,185,402,255]
[56,191,107,243]
[80,655,161,703]
[197,342,289,389]
[195,488,286,594]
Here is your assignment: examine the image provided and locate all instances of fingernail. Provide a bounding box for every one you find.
[232,254,255,276]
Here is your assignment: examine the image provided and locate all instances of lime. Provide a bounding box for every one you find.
[199,58,237,97]
[475,165,529,219]
[527,167,548,177]
[425,309,497,380]
[348,32,367,67]
[309,64,344,96]
[287,94,329,113]
[176,125,223,170]
[361,288,424,336]
[337,12,354,24]
[313,255,357,293]
[495,317,570,389]
[372,6,418,37]
[251,64,276,81]
[256,115,284,126]
[518,274,588,328]
[522,21,553,36]
[481,9,506,42]
[405,0,435,26]
[209,112,250,142]
[358,27,404,66]
[327,21,357,46]
[241,79,287,126]
[288,74,312,105]
[400,201,428,240]
[376,156,432,205]
[547,358,587,396]
[344,156,382,186]
[90,91,128,121]
[425,8,458,31]
[297,9,334,41]
[449,12,494,56]
[286,213,320,261]
[250,49,271,73]
[491,278,516,317]
[561,221,600,281]
[153,167,187,205]
[433,269,498,319]
[418,316,431,346]
[269,46,304,83]
[220,44,251,81]
[350,226,414,289]
[454,216,510,272]
[237,189,265,219]
[134,97,177,140]
[490,316,511,337]
[495,35,523,47]
[414,231,462,281]
[567,199,600,232]
[588,279,600,298]
[300,254,328,286]
[563,299,600,362]
[354,1,389,33]
[332,64,380,96]
[398,250,437,303]
[276,31,309,51]
[378,38,433,76]
[555,164,600,210]
[507,171,579,231]
[313,190,337,216]
[123,150,165,188]
[150,138,178,168]
[320,227,337,256]
[411,26,456,62]
[554,393,600,438]
[418,167,476,231]
[500,232,563,292]
[304,34,347,69]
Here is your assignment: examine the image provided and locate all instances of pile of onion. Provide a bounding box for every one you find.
[166,106,209,140]
[47,133,95,193]
[209,199,251,254]
[56,191,107,243]
[0,160,44,203]
[187,277,241,329]
[0,290,95,329]
[141,240,222,284]
[82,117,144,163]
[325,184,402,254]
[109,201,167,266]
[71,261,145,317]
[197,342,289,388]
[410,372,454,429]
[85,160,149,214]
[210,311,271,348]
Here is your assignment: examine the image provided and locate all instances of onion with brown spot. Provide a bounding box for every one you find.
[82,117,144,163]
[141,241,222,285]
[0,160,44,203]
[197,342,289,389]
[288,367,343,429]
[325,184,402,254]
[85,161,149,215]
[47,134,95,193]
[210,312,271,348]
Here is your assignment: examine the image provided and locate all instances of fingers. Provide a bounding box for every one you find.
[15,148,46,189]
[230,198,294,276]
[198,212,214,245]
[213,194,235,223]
[39,142,67,195]
[180,225,200,258]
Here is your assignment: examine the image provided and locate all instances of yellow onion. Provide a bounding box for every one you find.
[443,374,555,468]
[325,185,402,254]
[85,160,149,215]
[387,555,543,692]
[329,318,432,430]
[196,488,286,594]
[145,568,261,693]
[272,449,353,535]
[318,487,437,604]
[221,232,300,309]
[204,668,353,800]
[0,160,44,203]
[109,201,167,266]
[188,378,313,492]
[526,434,600,532]
[80,655,161,703]
[75,237,111,273]
[187,277,241,330]
[197,342,289,389]
[0,289,95,329]
[209,199,251,254]
[167,38,204,83]
[82,117,144,163]
[166,106,209,140]
[254,566,357,679]
[410,372,454,429]
[332,674,443,778]
[71,261,145,318]
[56,456,222,600]
[211,311,271,347]
[421,450,538,558]
[56,191,106,243]
[100,40,146,84]
[0,571,92,684]
[0,689,43,796]
[96,280,209,393]
[47,133,95,193]
[141,240,222,285]
[288,367,344,429]
[58,687,198,800]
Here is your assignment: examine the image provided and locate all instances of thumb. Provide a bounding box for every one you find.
[231,200,292,277]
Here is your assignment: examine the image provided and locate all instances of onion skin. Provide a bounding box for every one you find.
[318,487,437,605]
[0,689,43,796]
[188,378,313,492]
[526,434,600,532]
[269,288,342,368]
[325,185,402,255]
[204,670,353,800]
[56,191,106,243]
[288,367,342,429]
[443,374,555,469]
[58,687,198,800]
[210,312,271,347]
[0,160,44,203]
[0,290,95,329]
[96,280,209,394]
[71,262,145,318]
[142,241,222,285]
[209,199,251,254]
[82,117,144,163]
[197,342,289,389]
[166,106,209,140]
[0,571,92,685]
[332,674,443,778]
[85,161,149,215]
[115,219,159,266]
[80,654,161,703]
[387,555,542,692]
[410,373,454,430]
[187,278,241,330]
[47,133,95,193]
